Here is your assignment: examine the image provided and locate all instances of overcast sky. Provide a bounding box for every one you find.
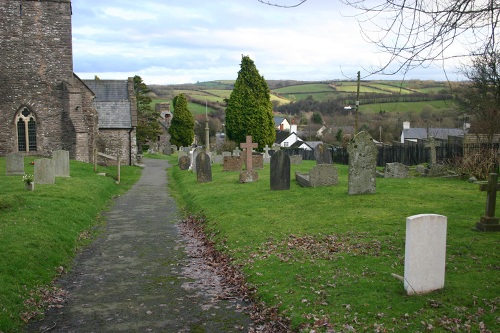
[72,0,466,85]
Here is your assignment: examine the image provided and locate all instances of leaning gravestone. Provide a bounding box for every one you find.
[34,158,55,184]
[53,150,70,177]
[196,152,212,183]
[178,156,190,170]
[404,214,447,295]
[270,150,290,191]
[347,131,377,195]
[6,152,24,175]
[296,164,338,187]
[314,143,333,164]
[384,162,408,179]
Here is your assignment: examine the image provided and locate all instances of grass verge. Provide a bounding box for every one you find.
[0,157,141,332]
[166,155,499,332]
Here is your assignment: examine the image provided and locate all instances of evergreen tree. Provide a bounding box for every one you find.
[225,55,275,150]
[169,93,194,147]
[133,75,162,150]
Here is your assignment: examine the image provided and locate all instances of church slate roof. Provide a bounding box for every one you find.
[83,80,133,129]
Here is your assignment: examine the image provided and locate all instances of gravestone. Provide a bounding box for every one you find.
[34,158,55,184]
[191,147,204,172]
[212,154,223,165]
[178,151,188,162]
[222,151,232,158]
[223,156,243,171]
[290,155,303,165]
[252,154,264,169]
[196,152,212,183]
[384,162,408,179]
[263,145,271,164]
[53,150,70,177]
[476,173,500,231]
[239,136,258,183]
[347,131,377,195]
[296,164,338,187]
[314,143,333,164]
[425,137,437,165]
[270,150,290,190]
[164,141,172,156]
[232,147,241,156]
[6,152,24,175]
[178,155,191,170]
[404,214,447,295]
[171,145,178,152]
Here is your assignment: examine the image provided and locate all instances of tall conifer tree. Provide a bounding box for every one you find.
[169,93,194,147]
[225,56,275,150]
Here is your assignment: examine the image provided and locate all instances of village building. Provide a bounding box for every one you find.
[0,0,137,165]
[274,116,291,131]
[400,121,467,143]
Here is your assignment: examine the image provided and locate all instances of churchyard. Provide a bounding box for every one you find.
[0,157,141,332]
[166,152,499,332]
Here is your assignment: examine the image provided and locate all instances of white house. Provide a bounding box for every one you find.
[275,124,304,148]
[274,117,291,131]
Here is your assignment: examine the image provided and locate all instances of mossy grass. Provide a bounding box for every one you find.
[167,155,499,332]
[0,157,141,332]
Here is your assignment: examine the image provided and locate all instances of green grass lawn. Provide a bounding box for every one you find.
[166,156,499,332]
[0,157,142,332]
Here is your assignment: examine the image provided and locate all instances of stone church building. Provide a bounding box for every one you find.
[0,0,137,165]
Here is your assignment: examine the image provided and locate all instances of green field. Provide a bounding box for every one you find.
[167,155,499,332]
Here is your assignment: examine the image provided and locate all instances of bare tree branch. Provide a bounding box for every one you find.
[257,0,307,8]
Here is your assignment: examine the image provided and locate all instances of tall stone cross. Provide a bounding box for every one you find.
[240,136,258,172]
[476,173,500,231]
[425,137,437,165]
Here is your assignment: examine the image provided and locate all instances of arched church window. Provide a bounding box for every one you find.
[16,108,37,152]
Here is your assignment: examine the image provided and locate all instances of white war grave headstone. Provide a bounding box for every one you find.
[347,131,377,195]
[403,214,447,295]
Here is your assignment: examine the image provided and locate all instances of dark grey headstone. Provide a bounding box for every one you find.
[196,152,212,183]
[270,150,290,191]
[178,156,190,170]
[314,143,333,164]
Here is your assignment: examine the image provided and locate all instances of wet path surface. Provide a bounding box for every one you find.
[27,158,254,332]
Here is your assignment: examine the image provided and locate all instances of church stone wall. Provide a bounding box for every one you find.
[0,0,97,162]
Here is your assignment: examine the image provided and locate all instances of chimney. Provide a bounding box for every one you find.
[290,124,297,133]
[403,121,410,129]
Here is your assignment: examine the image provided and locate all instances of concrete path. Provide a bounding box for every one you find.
[27,158,254,332]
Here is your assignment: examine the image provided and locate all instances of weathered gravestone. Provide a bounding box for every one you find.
[290,155,303,165]
[53,150,70,177]
[164,140,172,156]
[196,152,212,183]
[347,131,377,195]
[425,137,438,165]
[384,162,408,179]
[314,143,333,164]
[252,154,264,169]
[178,150,188,162]
[223,156,243,171]
[476,173,500,231]
[404,214,447,295]
[270,150,290,190]
[232,147,241,157]
[212,154,223,165]
[296,164,338,187]
[239,136,258,183]
[6,152,24,175]
[34,158,55,184]
[263,145,271,164]
[171,145,178,152]
[178,155,191,170]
